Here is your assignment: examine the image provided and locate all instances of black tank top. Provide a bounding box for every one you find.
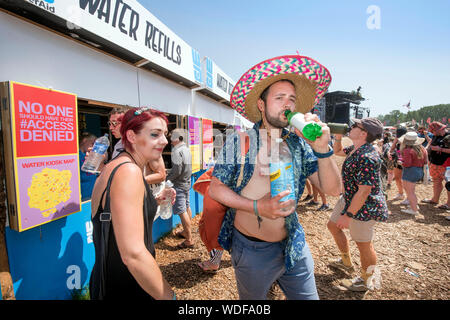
[89,162,157,300]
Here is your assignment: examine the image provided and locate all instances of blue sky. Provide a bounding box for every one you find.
[137,0,450,117]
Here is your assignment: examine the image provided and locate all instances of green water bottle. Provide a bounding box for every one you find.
[284,110,323,141]
[327,123,350,134]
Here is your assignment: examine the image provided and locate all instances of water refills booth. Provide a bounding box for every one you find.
[0,0,252,299]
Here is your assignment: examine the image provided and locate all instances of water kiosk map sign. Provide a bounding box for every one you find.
[9,82,80,231]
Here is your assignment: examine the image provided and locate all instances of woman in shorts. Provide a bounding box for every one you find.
[399,132,428,215]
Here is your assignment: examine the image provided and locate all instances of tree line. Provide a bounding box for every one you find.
[377,104,450,127]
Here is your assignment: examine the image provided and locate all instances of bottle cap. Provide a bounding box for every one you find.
[303,123,323,141]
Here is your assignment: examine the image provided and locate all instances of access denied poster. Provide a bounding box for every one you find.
[202,119,213,169]
[10,82,81,231]
[188,116,201,173]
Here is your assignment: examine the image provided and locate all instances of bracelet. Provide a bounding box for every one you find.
[172,291,177,300]
[313,146,334,159]
[253,200,263,228]
[334,139,342,142]
[345,211,354,218]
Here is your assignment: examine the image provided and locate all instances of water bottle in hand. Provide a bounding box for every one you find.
[81,133,110,174]
[159,180,174,220]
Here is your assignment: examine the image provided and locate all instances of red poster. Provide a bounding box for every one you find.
[11,82,78,158]
[202,119,213,144]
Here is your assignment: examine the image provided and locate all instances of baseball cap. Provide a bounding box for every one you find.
[352,118,383,138]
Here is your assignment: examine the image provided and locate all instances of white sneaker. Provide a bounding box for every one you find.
[401,208,419,215]
[400,199,410,205]
[393,194,405,201]
[340,277,368,292]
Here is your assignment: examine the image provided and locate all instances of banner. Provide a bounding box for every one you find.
[25,0,202,85]
[10,82,81,231]
[203,57,235,100]
[188,116,201,173]
[202,119,213,169]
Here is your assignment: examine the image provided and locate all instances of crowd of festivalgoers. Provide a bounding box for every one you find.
[79,106,449,300]
[78,52,449,300]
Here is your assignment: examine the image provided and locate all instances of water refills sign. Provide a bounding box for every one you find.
[25,0,201,84]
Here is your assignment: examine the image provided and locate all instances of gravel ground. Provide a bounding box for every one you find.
[155,138,450,300]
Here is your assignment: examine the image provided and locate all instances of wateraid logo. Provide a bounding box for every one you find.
[28,0,56,13]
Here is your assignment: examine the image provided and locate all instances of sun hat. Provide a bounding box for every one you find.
[230,55,332,123]
[398,131,425,146]
[428,121,446,135]
[352,118,383,138]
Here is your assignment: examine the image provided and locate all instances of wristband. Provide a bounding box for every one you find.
[313,146,334,159]
[345,211,354,218]
[172,291,177,300]
[253,200,263,229]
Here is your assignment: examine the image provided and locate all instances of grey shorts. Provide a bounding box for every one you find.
[329,196,377,242]
[173,187,190,215]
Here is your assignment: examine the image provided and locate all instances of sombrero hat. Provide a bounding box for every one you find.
[230,55,332,123]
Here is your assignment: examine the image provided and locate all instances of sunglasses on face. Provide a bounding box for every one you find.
[108,120,120,127]
[351,123,366,131]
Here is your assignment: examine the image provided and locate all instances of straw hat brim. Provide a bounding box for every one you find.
[399,135,425,146]
[230,55,332,123]
[245,73,317,123]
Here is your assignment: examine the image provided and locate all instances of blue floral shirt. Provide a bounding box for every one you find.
[213,121,318,271]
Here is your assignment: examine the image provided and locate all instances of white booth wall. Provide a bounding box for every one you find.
[0,10,238,299]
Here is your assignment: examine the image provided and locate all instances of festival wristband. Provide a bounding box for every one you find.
[313,146,334,159]
[253,200,263,228]
[345,211,354,218]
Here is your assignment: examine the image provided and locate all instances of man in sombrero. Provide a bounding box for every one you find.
[209,55,342,299]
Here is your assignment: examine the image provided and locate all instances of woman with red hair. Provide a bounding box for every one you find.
[89,107,176,300]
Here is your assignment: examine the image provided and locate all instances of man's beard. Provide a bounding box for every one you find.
[264,108,288,129]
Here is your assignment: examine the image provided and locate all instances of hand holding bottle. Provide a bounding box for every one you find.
[256,190,296,220]
[292,112,331,153]
[156,187,176,205]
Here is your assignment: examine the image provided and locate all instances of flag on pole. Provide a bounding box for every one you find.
[403,100,411,109]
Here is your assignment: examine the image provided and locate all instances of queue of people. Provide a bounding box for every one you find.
[81,53,449,300]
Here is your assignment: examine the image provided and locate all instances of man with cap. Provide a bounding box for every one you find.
[328,117,388,292]
[209,55,342,299]
[167,128,194,249]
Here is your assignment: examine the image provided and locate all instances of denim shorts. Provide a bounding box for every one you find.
[402,166,424,183]
[173,187,189,215]
[230,227,319,300]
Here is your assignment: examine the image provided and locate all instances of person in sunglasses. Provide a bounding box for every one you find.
[108,107,129,159]
[328,118,388,292]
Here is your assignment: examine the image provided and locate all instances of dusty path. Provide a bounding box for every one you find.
[156,139,449,300]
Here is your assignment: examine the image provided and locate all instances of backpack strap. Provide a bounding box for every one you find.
[236,132,249,188]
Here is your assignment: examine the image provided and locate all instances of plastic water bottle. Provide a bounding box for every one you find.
[285,110,322,141]
[81,133,110,174]
[159,180,174,220]
[269,140,296,212]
